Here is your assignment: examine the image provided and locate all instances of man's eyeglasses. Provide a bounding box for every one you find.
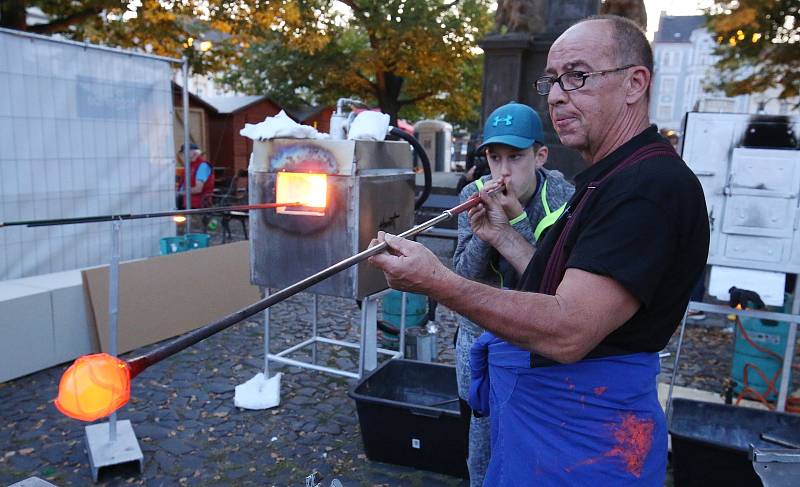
[534,64,636,95]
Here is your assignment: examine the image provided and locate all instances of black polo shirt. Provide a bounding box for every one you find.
[518,126,709,355]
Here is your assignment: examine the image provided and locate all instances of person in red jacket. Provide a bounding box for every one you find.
[177,143,215,209]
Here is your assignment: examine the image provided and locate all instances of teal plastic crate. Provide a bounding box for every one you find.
[185,233,210,250]
[160,236,187,255]
[159,233,210,255]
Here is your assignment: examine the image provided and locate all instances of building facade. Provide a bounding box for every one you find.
[650,14,798,135]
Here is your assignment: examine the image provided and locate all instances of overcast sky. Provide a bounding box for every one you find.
[643,0,713,39]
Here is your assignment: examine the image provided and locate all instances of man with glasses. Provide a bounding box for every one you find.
[369,15,709,485]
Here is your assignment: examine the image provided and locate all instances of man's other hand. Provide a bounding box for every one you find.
[367,232,450,295]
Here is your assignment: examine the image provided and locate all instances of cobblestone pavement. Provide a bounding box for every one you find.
[0,228,796,486]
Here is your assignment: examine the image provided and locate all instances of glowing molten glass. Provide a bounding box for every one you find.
[276,172,327,216]
[54,353,131,422]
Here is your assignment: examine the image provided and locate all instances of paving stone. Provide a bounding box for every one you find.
[159,439,192,456]
[317,423,341,435]
[152,450,175,472]
[207,382,234,394]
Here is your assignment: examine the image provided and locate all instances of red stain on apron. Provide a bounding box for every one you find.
[605,413,654,477]
[563,412,654,477]
[593,386,608,395]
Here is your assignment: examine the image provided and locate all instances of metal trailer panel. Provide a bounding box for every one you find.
[681,112,800,274]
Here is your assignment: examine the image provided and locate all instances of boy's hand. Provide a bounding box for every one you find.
[468,184,512,246]
[484,179,525,221]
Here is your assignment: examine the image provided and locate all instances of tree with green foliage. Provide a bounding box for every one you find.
[706,0,799,105]
[2,0,493,124]
[0,0,299,75]
[221,0,494,127]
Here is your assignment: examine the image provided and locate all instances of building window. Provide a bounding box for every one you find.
[700,98,735,112]
[657,104,673,121]
[660,76,677,95]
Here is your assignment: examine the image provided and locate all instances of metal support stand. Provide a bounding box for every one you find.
[263,287,270,377]
[669,292,800,415]
[181,56,192,235]
[265,289,403,380]
[665,308,689,427]
[777,278,800,411]
[311,294,318,365]
[85,220,143,482]
[399,292,407,360]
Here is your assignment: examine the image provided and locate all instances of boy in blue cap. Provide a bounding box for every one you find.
[452,102,574,486]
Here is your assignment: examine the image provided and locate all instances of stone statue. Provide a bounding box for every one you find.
[495,0,548,34]
[598,0,647,29]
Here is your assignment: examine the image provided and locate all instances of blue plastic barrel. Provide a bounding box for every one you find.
[382,290,428,331]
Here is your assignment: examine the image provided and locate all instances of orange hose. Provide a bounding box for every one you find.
[734,316,800,413]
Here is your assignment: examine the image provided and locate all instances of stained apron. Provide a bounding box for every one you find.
[469,332,666,486]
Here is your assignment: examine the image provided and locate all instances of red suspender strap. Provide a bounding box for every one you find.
[538,142,677,295]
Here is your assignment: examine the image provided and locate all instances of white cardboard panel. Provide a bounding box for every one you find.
[0,282,55,382]
[708,265,786,307]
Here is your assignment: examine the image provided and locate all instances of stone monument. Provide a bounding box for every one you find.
[480,0,602,180]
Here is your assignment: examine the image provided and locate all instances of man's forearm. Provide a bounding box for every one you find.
[430,270,577,362]
[491,227,535,275]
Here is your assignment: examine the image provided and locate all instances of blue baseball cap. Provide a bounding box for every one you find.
[478,103,544,152]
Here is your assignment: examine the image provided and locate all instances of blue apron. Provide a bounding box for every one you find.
[469,332,666,486]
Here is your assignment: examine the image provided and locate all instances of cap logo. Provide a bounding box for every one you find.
[492,115,513,127]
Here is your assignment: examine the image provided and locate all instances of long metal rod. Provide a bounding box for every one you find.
[0,203,300,228]
[125,191,495,378]
[776,278,800,411]
[182,57,192,235]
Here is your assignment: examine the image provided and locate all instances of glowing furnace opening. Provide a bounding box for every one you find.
[276,172,328,216]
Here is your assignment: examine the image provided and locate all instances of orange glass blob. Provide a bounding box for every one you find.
[54,353,131,422]
[276,172,327,216]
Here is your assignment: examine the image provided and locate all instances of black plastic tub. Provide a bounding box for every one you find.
[669,398,800,486]
[348,359,469,478]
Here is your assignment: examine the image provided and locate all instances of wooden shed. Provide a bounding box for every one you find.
[204,96,283,180]
[285,105,335,134]
[171,82,217,156]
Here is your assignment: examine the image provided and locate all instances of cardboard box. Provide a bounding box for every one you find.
[83,240,260,354]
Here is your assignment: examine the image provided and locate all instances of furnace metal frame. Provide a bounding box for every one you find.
[261,289,411,379]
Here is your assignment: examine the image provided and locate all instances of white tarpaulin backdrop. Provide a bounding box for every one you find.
[0,30,176,279]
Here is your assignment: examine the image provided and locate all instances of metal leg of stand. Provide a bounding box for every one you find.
[358,294,378,377]
[399,292,407,359]
[666,306,689,427]
[312,294,318,365]
[777,278,800,412]
[108,220,120,442]
[85,220,143,482]
[263,287,270,378]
